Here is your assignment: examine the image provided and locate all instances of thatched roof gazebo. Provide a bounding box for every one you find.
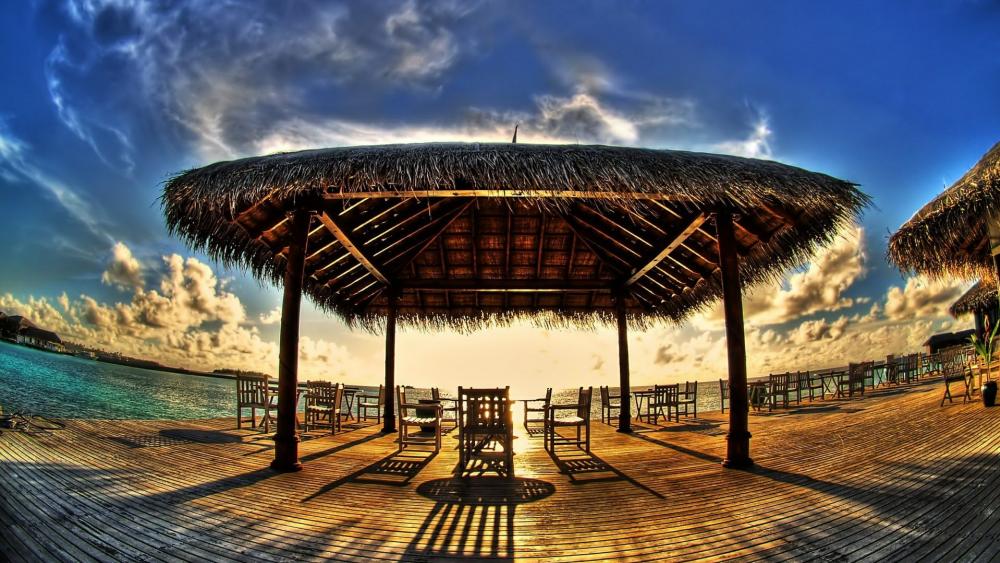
[889,141,1000,282]
[163,143,867,472]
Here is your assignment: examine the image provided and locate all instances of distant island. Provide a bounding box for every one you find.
[0,309,270,381]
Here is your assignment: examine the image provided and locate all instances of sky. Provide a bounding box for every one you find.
[1,0,998,395]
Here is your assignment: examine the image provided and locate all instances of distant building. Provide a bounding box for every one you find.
[923,329,975,354]
[15,326,64,352]
[0,311,64,352]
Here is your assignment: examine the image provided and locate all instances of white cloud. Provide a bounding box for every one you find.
[884,275,970,321]
[101,241,144,290]
[713,111,773,159]
[259,306,282,325]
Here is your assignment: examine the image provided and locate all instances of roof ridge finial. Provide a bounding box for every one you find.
[512,123,519,144]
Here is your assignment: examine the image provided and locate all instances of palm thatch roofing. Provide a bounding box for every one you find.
[950,280,997,317]
[162,143,867,331]
[889,140,1000,281]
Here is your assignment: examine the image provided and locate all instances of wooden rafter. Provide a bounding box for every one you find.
[318,213,390,285]
[382,199,475,271]
[625,213,708,287]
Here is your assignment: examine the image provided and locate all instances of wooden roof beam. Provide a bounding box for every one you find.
[398,279,611,292]
[323,190,693,201]
[625,213,708,287]
[318,212,390,285]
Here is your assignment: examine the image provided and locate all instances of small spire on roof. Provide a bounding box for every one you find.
[511,123,519,144]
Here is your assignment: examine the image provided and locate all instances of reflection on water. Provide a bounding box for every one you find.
[0,340,724,420]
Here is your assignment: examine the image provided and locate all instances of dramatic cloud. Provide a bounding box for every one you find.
[700,227,866,328]
[884,275,970,321]
[259,307,282,325]
[101,241,144,290]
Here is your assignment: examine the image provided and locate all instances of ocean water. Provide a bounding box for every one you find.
[0,340,724,421]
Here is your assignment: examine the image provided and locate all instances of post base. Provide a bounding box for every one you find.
[270,459,303,472]
[616,426,633,433]
[271,432,301,472]
[721,457,754,470]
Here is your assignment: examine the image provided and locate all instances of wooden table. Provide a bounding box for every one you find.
[631,389,654,420]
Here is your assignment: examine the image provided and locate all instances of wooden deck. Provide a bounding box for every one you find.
[2,380,999,561]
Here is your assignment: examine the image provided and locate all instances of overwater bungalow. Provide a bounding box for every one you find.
[6,143,1000,560]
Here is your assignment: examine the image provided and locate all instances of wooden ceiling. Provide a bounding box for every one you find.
[235,192,788,318]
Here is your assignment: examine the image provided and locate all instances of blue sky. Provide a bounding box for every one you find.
[1,1,998,390]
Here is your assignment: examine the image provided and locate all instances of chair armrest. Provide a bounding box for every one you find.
[547,403,583,411]
[399,403,442,410]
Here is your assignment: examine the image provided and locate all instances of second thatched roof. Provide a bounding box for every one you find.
[162,143,867,332]
[950,280,998,317]
[889,140,1000,281]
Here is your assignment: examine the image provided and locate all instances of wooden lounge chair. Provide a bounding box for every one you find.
[676,381,697,418]
[599,386,621,425]
[358,384,384,424]
[304,381,343,434]
[457,387,514,477]
[545,386,593,453]
[397,386,442,452]
[523,388,552,432]
[647,384,678,424]
[719,379,730,413]
[236,373,271,432]
[431,387,458,428]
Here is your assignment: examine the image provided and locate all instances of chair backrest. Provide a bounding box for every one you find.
[377,384,385,403]
[237,373,268,405]
[578,387,593,419]
[769,373,788,394]
[683,381,697,397]
[600,385,609,402]
[653,384,676,405]
[458,387,511,430]
[719,379,730,400]
[431,387,445,401]
[396,385,409,417]
[307,380,338,407]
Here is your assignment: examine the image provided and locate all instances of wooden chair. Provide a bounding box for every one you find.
[768,373,791,411]
[676,381,697,419]
[304,381,343,434]
[903,353,921,383]
[837,364,866,398]
[646,384,678,424]
[798,370,822,402]
[748,381,767,412]
[522,388,552,431]
[599,386,621,425]
[397,386,442,452]
[883,355,901,387]
[457,387,514,477]
[545,387,593,453]
[719,379,730,413]
[431,387,458,427]
[236,373,270,432]
[358,384,384,423]
[940,348,973,406]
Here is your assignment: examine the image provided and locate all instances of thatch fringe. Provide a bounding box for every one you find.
[162,143,868,332]
[889,140,1000,281]
[950,280,998,317]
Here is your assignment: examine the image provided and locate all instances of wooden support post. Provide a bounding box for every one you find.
[975,309,986,342]
[271,209,310,472]
[616,292,633,432]
[383,291,398,433]
[716,210,753,469]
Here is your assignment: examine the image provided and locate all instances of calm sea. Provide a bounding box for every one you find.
[0,340,723,420]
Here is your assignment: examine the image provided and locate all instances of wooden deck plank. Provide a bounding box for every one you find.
[2,377,998,561]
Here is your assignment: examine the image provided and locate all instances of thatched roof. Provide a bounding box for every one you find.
[889,140,1000,281]
[950,280,998,317]
[162,143,867,331]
